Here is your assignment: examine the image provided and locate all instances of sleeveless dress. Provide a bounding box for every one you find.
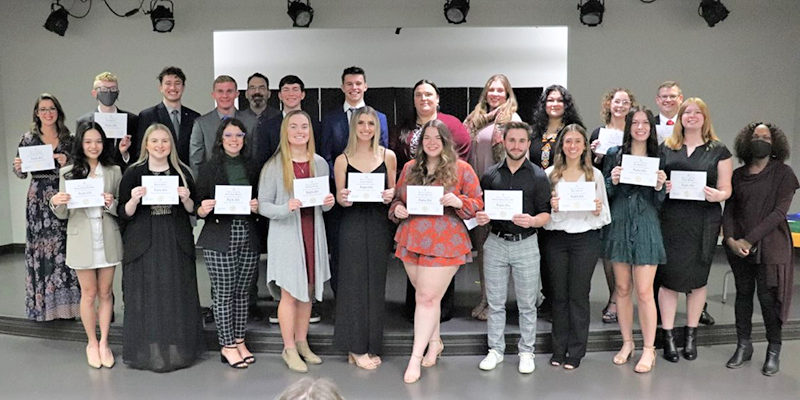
[333,156,392,355]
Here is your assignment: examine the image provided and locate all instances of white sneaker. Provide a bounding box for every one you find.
[479,349,504,371]
[518,352,535,374]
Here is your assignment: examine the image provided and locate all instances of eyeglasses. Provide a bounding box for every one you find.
[95,87,119,93]
[37,107,58,114]
[223,132,246,139]
[658,95,679,101]
[611,100,631,106]
[248,85,267,91]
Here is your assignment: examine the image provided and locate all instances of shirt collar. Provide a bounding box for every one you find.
[659,113,676,125]
[217,109,236,120]
[343,101,366,113]
[96,105,118,113]
[501,157,534,172]
[163,101,181,115]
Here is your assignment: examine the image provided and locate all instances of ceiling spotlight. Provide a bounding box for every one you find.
[288,0,314,28]
[578,0,605,27]
[444,0,470,25]
[698,0,729,27]
[149,0,175,32]
[44,3,69,36]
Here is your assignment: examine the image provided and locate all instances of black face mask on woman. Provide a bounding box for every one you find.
[750,139,772,159]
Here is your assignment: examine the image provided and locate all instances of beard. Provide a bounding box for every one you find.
[506,150,526,161]
[250,95,265,107]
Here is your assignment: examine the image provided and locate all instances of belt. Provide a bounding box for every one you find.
[490,227,536,242]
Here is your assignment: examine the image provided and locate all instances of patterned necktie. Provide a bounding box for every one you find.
[170,110,180,140]
[347,107,358,123]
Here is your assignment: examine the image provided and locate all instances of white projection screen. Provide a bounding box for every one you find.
[213,27,568,90]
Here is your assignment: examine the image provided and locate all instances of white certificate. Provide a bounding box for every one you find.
[620,155,660,187]
[294,176,329,208]
[670,171,707,201]
[18,145,55,173]
[595,128,624,155]
[484,190,523,221]
[656,125,673,144]
[463,218,478,231]
[214,185,252,215]
[348,172,385,203]
[141,175,179,205]
[557,182,596,211]
[65,178,105,209]
[93,112,127,139]
[406,185,444,216]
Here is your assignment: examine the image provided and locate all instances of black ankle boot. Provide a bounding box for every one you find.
[682,327,697,360]
[726,339,753,368]
[762,343,781,376]
[662,329,679,363]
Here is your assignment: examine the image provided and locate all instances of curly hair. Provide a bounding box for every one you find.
[600,88,636,125]
[733,121,790,165]
[530,85,583,139]
[405,119,459,187]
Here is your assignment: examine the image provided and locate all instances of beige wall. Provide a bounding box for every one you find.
[2,0,799,244]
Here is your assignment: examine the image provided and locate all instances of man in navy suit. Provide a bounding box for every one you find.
[136,67,200,166]
[320,66,389,172]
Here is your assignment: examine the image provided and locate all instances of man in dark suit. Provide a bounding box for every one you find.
[136,66,200,166]
[319,66,390,296]
[189,75,258,175]
[243,72,281,122]
[76,72,138,171]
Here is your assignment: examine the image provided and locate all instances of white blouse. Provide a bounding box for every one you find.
[544,166,611,234]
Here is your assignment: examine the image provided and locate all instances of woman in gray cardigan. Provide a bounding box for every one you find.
[50,121,123,369]
[258,111,335,373]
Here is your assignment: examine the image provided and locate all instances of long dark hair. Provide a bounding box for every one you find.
[530,85,583,139]
[615,106,659,165]
[65,121,114,180]
[31,93,71,140]
[212,118,250,162]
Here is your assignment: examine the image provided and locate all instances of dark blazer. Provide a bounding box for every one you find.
[195,156,266,253]
[136,103,200,165]
[77,109,139,171]
[117,163,197,263]
[320,108,389,171]
[254,112,322,168]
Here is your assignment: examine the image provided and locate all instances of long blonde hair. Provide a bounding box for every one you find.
[406,119,459,187]
[131,123,191,186]
[548,123,594,186]
[343,107,381,158]
[274,110,317,193]
[664,98,719,150]
[465,74,518,136]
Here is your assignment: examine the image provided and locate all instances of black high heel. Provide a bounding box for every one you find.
[221,347,248,369]
[682,327,697,361]
[726,339,753,369]
[661,329,679,363]
[235,340,256,364]
[762,343,781,376]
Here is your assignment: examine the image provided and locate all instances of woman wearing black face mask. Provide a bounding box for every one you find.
[722,122,798,376]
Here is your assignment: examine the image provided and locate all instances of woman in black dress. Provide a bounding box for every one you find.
[118,123,204,372]
[658,98,732,363]
[332,107,398,370]
[722,122,798,376]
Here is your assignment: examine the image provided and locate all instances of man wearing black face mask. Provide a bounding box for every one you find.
[77,72,139,171]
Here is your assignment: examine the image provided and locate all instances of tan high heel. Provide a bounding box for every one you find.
[296,341,322,365]
[282,348,308,373]
[635,346,657,373]
[421,339,444,368]
[613,340,636,365]
[404,355,423,384]
[348,353,378,370]
[100,347,115,368]
[86,345,101,369]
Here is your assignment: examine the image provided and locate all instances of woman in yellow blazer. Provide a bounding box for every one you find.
[50,121,123,369]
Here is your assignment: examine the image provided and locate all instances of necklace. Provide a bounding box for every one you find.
[293,160,307,177]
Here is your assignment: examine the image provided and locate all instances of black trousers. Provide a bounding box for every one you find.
[728,256,783,344]
[538,230,552,304]
[324,202,343,296]
[545,229,601,363]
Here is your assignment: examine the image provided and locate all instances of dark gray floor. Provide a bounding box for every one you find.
[1,334,798,400]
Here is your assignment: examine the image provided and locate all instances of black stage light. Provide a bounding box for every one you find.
[444,0,470,25]
[698,0,729,27]
[578,0,605,27]
[288,0,314,28]
[150,0,175,32]
[44,3,69,36]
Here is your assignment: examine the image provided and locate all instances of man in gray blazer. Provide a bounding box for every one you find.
[189,75,258,174]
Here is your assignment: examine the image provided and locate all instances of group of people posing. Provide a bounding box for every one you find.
[13,67,796,381]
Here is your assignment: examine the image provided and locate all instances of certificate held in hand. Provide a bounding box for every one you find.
[93,112,127,139]
[595,128,624,155]
[294,176,329,208]
[65,178,105,209]
[214,185,252,215]
[557,182,596,211]
[669,170,707,201]
[406,185,444,216]
[141,175,179,205]
[18,145,56,173]
[484,190,522,221]
[348,172,385,203]
[620,155,660,187]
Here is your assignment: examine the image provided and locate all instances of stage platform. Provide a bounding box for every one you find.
[1,249,798,356]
